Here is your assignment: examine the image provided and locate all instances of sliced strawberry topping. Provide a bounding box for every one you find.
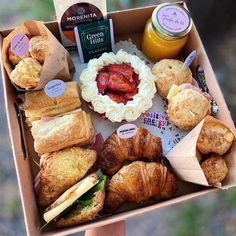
[133,73,140,86]
[96,72,109,94]
[106,92,126,104]
[106,63,134,79]
[107,71,136,93]
[123,86,138,101]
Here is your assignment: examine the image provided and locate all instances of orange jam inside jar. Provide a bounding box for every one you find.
[142,3,193,62]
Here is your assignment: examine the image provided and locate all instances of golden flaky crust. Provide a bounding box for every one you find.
[152,59,192,97]
[197,116,234,155]
[29,36,48,64]
[106,161,177,212]
[39,147,97,208]
[10,57,42,89]
[8,47,30,66]
[167,89,211,130]
[100,128,163,176]
[55,190,105,228]
[31,110,94,154]
[201,154,228,185]
[22,81,81,124]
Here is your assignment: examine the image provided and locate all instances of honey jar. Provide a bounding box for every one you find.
[142,3,192,61]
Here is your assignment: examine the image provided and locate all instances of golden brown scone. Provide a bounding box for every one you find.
[8,47,30,66]
[39,146,97,208]
[10,57,42,89]
[197,116,234,155]
[100,128,163,176]
[167,88,211,130]
[55,190,105,228]
[152,59,192,97]
[31,109,94,154]
[201,154,228,185]
[22,81,82,125]
[106,161,177,212]
[29,36,48,64]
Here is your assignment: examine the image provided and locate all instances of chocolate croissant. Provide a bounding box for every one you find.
[106,161,177,212]
[100,128,163,176]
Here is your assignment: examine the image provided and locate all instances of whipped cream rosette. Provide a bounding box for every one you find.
[80,50,157,122]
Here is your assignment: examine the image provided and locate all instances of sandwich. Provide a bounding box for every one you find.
[39,146,97,208]
[43,173,106,228]
[22,81,81,126]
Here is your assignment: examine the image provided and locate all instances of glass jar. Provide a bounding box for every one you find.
[142,3,192,61]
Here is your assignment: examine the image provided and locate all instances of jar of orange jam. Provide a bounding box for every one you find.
[142,3,192,61]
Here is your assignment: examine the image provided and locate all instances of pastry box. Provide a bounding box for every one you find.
[1,2,236,236]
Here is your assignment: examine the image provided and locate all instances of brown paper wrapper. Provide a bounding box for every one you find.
[166,115,236,187]
[1,20,75,91]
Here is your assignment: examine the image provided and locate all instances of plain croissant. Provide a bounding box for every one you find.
[106,161,177,212]
[100,128,163,176]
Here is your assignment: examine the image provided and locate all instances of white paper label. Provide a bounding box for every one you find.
[44,79,66,97]
[183,50,197,68]
[117,124,137,139]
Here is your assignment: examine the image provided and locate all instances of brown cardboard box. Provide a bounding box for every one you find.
[0,3,236,236]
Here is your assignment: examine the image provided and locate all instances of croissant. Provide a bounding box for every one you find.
[100,128,163,175]
[106,161,177,212]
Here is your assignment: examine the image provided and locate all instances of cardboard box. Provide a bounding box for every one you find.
[1,3,236,236]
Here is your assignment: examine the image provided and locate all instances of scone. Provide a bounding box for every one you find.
[152,59,192,97]
[201,154,228,185]
[197,116,234,155]
[166,85,211,130]
[8,47,30,66]
[10,57,42,89]
[29,36,48,64]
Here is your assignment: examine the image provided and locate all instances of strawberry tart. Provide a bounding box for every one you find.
[80,50,156,122]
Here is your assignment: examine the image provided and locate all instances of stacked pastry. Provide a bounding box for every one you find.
[100,127,177,212]
[18,80,107,227]
[196,116,234,185]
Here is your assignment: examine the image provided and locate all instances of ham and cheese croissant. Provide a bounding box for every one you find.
[106,161,177,212]
[100,128,163,176]
[22,81,81,125]
[39,147,97,208]
[31,109,94,154]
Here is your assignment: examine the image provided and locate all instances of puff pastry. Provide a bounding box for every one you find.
[152,59,192,98]
[10,57,42,89]
[31,109,94,154]
[39,146,97,208]
[29,36,48,64]
[22,81,81,125]
[197,116,234,155]
[106,161,177,212]
[167,87,211,130]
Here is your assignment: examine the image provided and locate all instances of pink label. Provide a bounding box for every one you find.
[117,124,137,139]
[11,34,29,56]
[157,5,190,33]
[44,80,66,97]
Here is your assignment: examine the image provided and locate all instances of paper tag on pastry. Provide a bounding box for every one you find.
[11,34,29,56]
[117,124,137,139]
[183,50,197,68]
[44,80,66,97]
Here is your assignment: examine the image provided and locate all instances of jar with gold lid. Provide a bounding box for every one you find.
[142,3,193,61]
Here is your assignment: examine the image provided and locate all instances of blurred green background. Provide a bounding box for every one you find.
[0,0,236,235]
